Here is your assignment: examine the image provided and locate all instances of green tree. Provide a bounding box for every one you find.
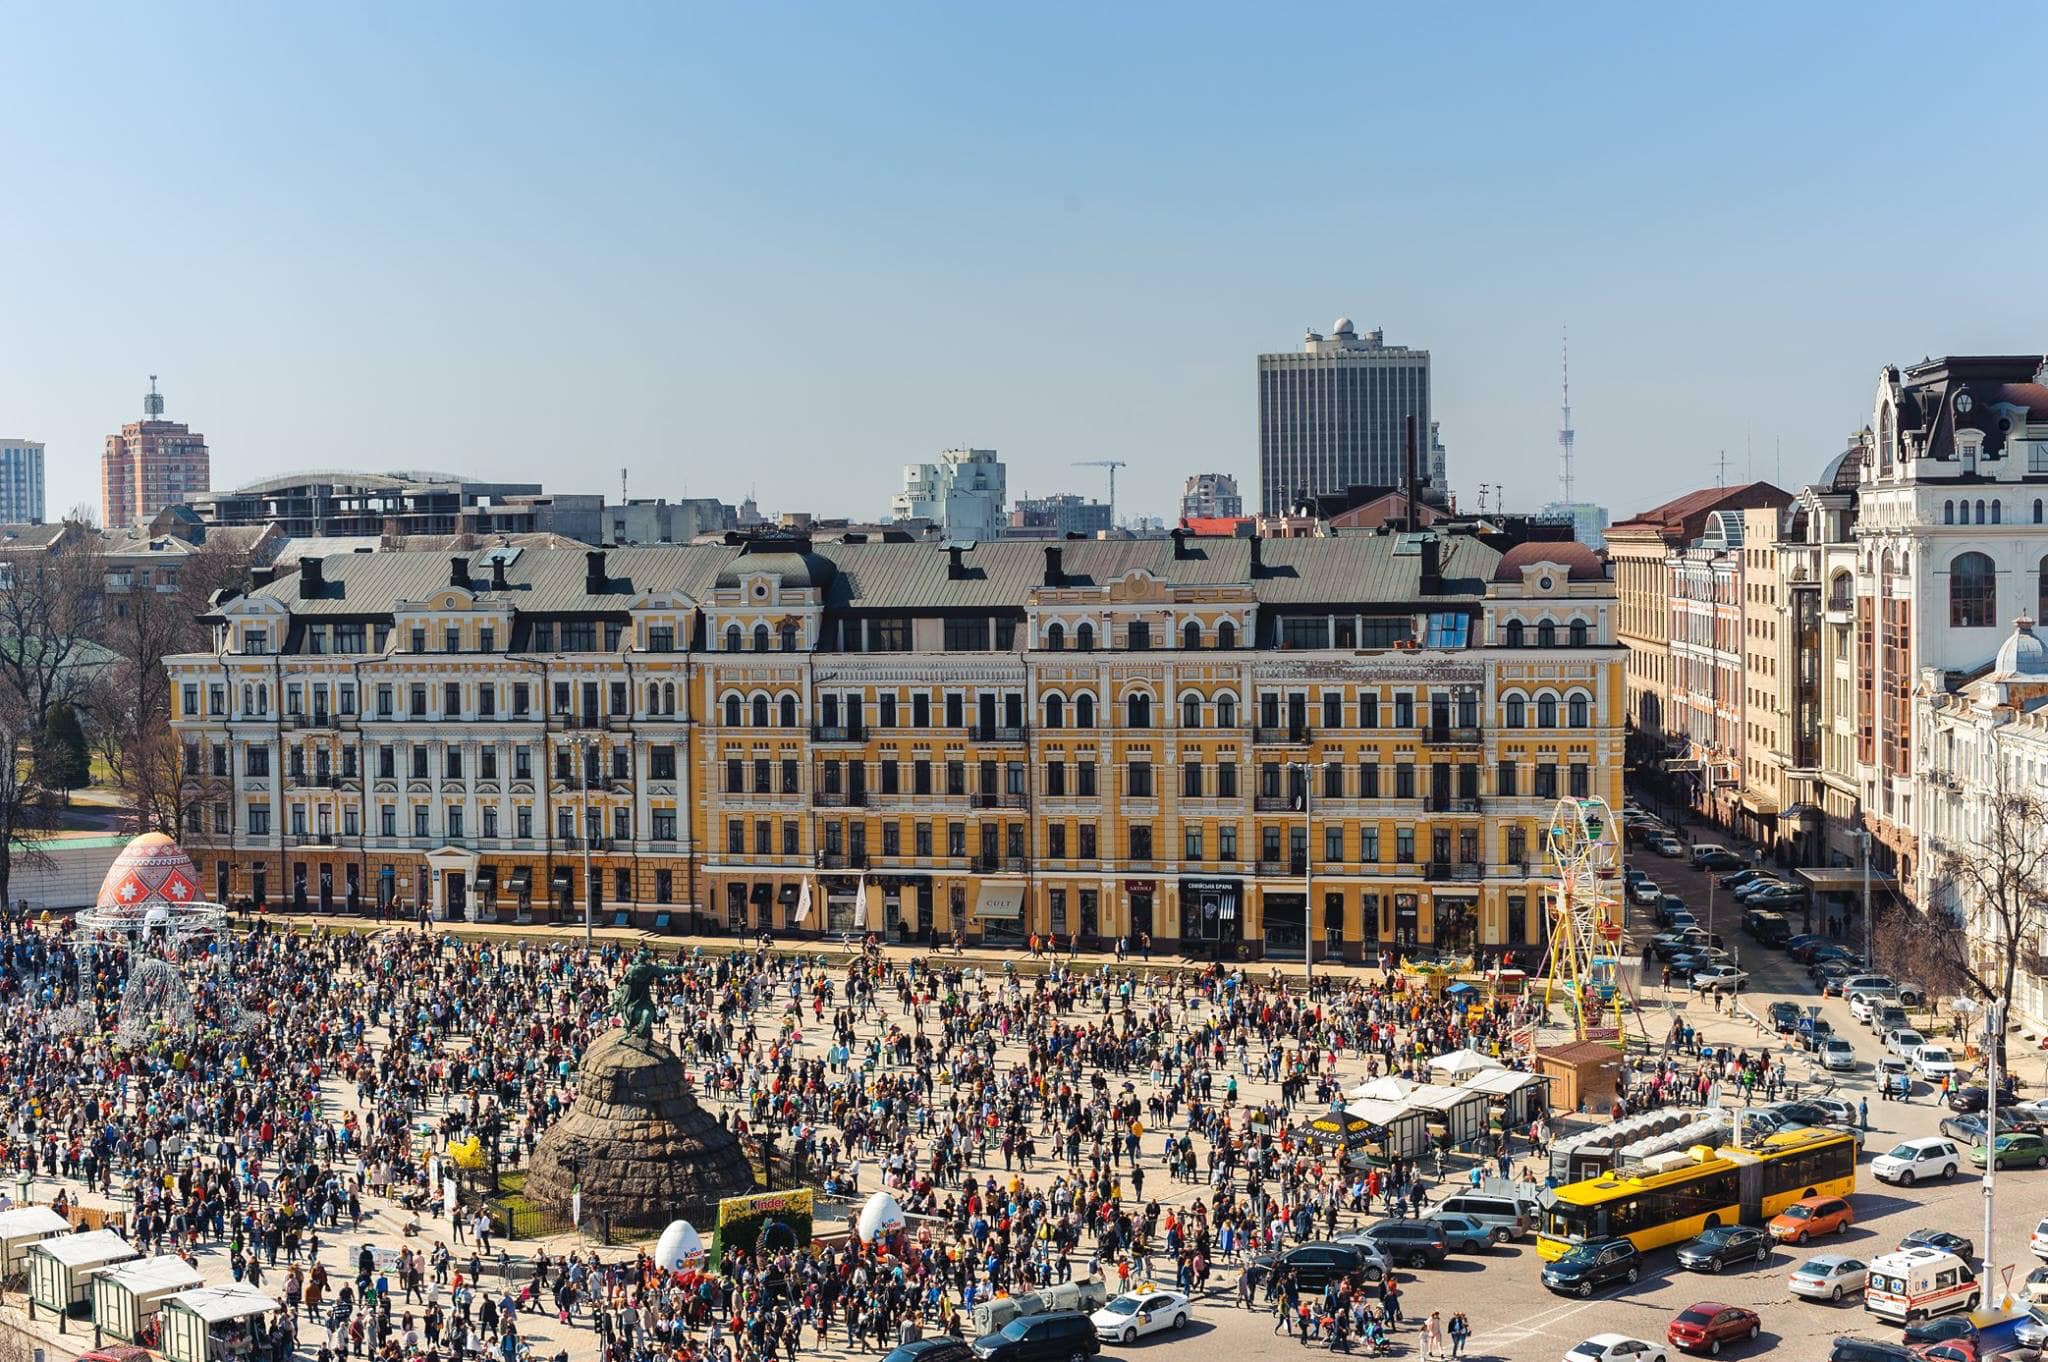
[36,701,90,797]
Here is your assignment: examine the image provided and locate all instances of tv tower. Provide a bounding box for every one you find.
[1557,330,1576,505]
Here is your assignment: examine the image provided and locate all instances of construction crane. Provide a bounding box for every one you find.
[1073,460,1128,528]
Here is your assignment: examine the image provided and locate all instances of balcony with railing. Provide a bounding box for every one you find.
[813,789,869,807]
[1422,794,1484,814]
[1424,861,1484,882]
[1256,855,1308,877]
[1425,725,1483,747]
[968,723,1029,743]
[811,724,867,743]
[1253,794,1299,812]
[1253,723,1313,744]
[972,790,1029,809]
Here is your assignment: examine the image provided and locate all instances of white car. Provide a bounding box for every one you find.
[1090,1287,1191,1343]
[1914,1045,1957,1080]
[1566,1336,1668,1362]
[2032,1216,2048,1262]
[1871,1137,1961,1186]
[1631,881,1662,905]
[1886,1029,1927,1062]
[1848,990,1898,1023]
[1788,1253,1870,1302]
[1690,964,1748,992]
[1819,1037,1858,1071]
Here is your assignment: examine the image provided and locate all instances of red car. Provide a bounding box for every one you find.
[1913,1344,1979,1362]
[1667,1302,1761,1356]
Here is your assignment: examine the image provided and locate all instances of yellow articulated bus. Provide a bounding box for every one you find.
[1536,1127,1858,1261]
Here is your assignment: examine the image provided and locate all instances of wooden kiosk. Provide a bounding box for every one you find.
[27,1229,136,1329]
[92,1254,205,1345]
[162,1284,280,1362]
[0,1206,73,1280]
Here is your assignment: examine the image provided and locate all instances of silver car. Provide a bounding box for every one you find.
[2016,1303,2048,1351]
[1787,1254,1867,1302]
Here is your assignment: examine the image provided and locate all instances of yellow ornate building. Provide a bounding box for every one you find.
[166,531,1621,962]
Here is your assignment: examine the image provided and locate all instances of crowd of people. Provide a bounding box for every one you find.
[0,914,1565,1362]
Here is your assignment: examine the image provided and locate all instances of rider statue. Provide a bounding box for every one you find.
[612,947,688,1039]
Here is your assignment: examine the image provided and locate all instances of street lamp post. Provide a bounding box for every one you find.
[1302,765,1314,987]
[582,737,595,945]
[1859,827,1872,967]
[1983,1000,2004,1303]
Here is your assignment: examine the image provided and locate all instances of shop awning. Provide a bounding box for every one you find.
[168,1284,281,1324]
[507,868,532,892]
[1796,866,1896,891]
[549,869,571,886]
[1778,803,1824,821]
[975,882,1025,919]
[750,883,773,905]
[777,883,800,905]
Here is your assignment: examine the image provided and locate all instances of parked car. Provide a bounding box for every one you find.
[2016,1308,2048,1353]
[1088,1288,1190,1344]
[1849,990,1901,1024]
[1914,1047,1958,1082]
[1567,1337,1669,1362]
[1666,1302,1761,1355]
[1820,1038,1858,1072]
[1689,843,1744,870]
[1970,1132,2048,1170]
[1895,981,1928,1006]
[886,1343,976,1362]
[1423,1212,1496,1254]
[1945,1080,2019,1114]
[1722,868,1775,890]
[1769,1195,1855,1244]
[1901,1317,1979,1348]
[1887,1029,1927,1061]
[1691,965,1748,993]
[1840,973,1898,996]
[1939,1111,2042,1144]
[1780,1096,1859,1127]
[1434,1192,1538,1243]
[1827,1341,1917,1362]
[1789,1255,1870,1302]
[1678,1225,1772,1272]
[1355,1219,1450,1268]
[1648,835,1685,858]
[970,1311,1100,1362]
[1245,1241,1384,1290]
[1871,1138,1961,1186]
[1878,1058,1914,1099]
[1769,1002,1802,1033]
[1899,1228,1975,1261]
[1785,935,1829,961]
[1798,1016,1837,1051]
[1632,880,1664,905]
[1543,1238,1644,1298]
[1872,1006,1911,1037]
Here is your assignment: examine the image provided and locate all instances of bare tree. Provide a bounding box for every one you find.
[1925,752,2048,1066]
[0,531,106,731]
[0,701,60,911]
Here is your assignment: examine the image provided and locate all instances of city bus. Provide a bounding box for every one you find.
[1536,1127,1857,1261]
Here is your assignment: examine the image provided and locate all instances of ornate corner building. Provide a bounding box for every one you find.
[165,531,1621,962]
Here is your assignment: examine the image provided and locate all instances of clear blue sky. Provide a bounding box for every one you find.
[9,3,2047,526]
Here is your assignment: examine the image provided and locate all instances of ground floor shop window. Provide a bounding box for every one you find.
[1435,898,1477,955]
[1507,894,1528,945]
[1078,889,1099,939]
[1324,892,1344,954]
[1265,892,1306,958]
[1394,893,1419,948]
[1048,889,1068,935]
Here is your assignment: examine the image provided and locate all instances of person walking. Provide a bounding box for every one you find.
[1422,1310,1445,1360]
[1448,1311,1471,1358]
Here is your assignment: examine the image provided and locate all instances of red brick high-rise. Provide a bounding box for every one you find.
[102,376,209,528]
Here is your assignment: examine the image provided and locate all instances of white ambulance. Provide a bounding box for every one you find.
[1864,1246,1981,1323]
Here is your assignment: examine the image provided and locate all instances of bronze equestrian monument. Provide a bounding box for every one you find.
[526,950,755,1228]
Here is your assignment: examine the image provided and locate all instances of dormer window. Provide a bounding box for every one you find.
[1957,437,1980,472]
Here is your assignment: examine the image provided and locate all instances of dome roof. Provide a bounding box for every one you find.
[1332,316,1356,335]
[97,832,203,910]
[1993,616,2048,678]
[1492,540,1607,584]
[713,549,835,591]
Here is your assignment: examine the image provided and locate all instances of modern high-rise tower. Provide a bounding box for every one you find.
[102,376,210,528]
[1256,317,1434,515]
[0,440,45,524]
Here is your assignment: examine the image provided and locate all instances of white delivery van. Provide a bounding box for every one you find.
[1864,1247,1980,1323]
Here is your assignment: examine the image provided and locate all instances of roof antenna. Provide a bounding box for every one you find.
[621,467,628,502]
[144,374,164,420]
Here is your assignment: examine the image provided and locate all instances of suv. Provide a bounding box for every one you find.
[1436,1193,1537,1243]
[970,1312,1099,1362]
[1543,1238,1644,1297]
[1358,1219,1450,1268]
[1246,1242,1382,1291]
[1828,1341,1917,1362]
[1691,844,1745,870]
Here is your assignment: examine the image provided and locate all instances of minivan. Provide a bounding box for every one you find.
[1435,1193,1537,1243]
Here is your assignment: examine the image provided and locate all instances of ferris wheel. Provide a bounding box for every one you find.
[1541,795,1631,1039]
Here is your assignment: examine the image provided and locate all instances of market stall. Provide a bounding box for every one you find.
[1404,1083,1491,1149]
[0,1206,73,1279]
[162,1285,280,1362]
[1460,1064,1551,1130]
[1426,1048,1505,1081]
[1342,1097,1432,1161]
[91,1254,205,1344]
[27,1229,136,1327]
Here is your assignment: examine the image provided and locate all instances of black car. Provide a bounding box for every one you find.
[1946,1081,2020,1114]
[1828,1340,1917,1362]
[1246,1242,1382,1291]
[1899,1228,1975,1261]
[970,1312,1100,1362]
[1902,1317,1980,1347]
[1675,1224,1772,1272]
[1541,1238,1642,1298]
[887,1343,976,1362]
[1768,1001,1802,1033]
[1357,1219,1450,1268]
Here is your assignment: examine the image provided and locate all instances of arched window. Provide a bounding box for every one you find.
[752,624,770,652]
[647,683,661,713]
[1951,551,1996,627]
[2034,499,2042,525]
[1536,694,1558,727]
[1568,619,1589,647]
[1182,695,1202,729]
[1504,620,1525,648]
[723,695,742,727]
[1568,694,1589,728]
[780,621,798,651]
[725,624,741,652]
[1075,693,1095,728]
[779,695,798,727]
[664,683,677,716]
[1045,622,1064,651]
[1880,403,1895,472]
[1043,694,1065,729]
[2038,555,2048,623]
[1217,620,1237,650]
[1127,693,1152,728]
[1977,499,1988,524]
[1217,695,1236,728]
[1183,620,1202,650]
[751,695,769,727]
[1505,694,1526,728]
[1993,501,2003,525]
[1945,500,1955,525]
[1959,502,1971,525]
[1075,622,1095,652]
[1536,620,1557,648]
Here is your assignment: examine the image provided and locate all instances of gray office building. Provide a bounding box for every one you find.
[0,440,45,524]
[1256,317,1434,515]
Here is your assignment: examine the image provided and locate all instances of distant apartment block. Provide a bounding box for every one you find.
[1007,493,1112,539]
[1181,472,1243,521]
[1257,318,1436,516]
[891,448,1007,541]
[102,377,209,528]
[0,440,45,524]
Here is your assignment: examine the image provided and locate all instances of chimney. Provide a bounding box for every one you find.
[490,556,509,591]
[450,556,471,590]
[585,549,607,594]
[1043,545,1063,587]
[1404,413,1420,532]
[947,545,966,580]
[1249,535,1263,577]
[250,566,277,591]
[299,556,324,595]
[1170,527,1189,559]
[1419,535,1442,595]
